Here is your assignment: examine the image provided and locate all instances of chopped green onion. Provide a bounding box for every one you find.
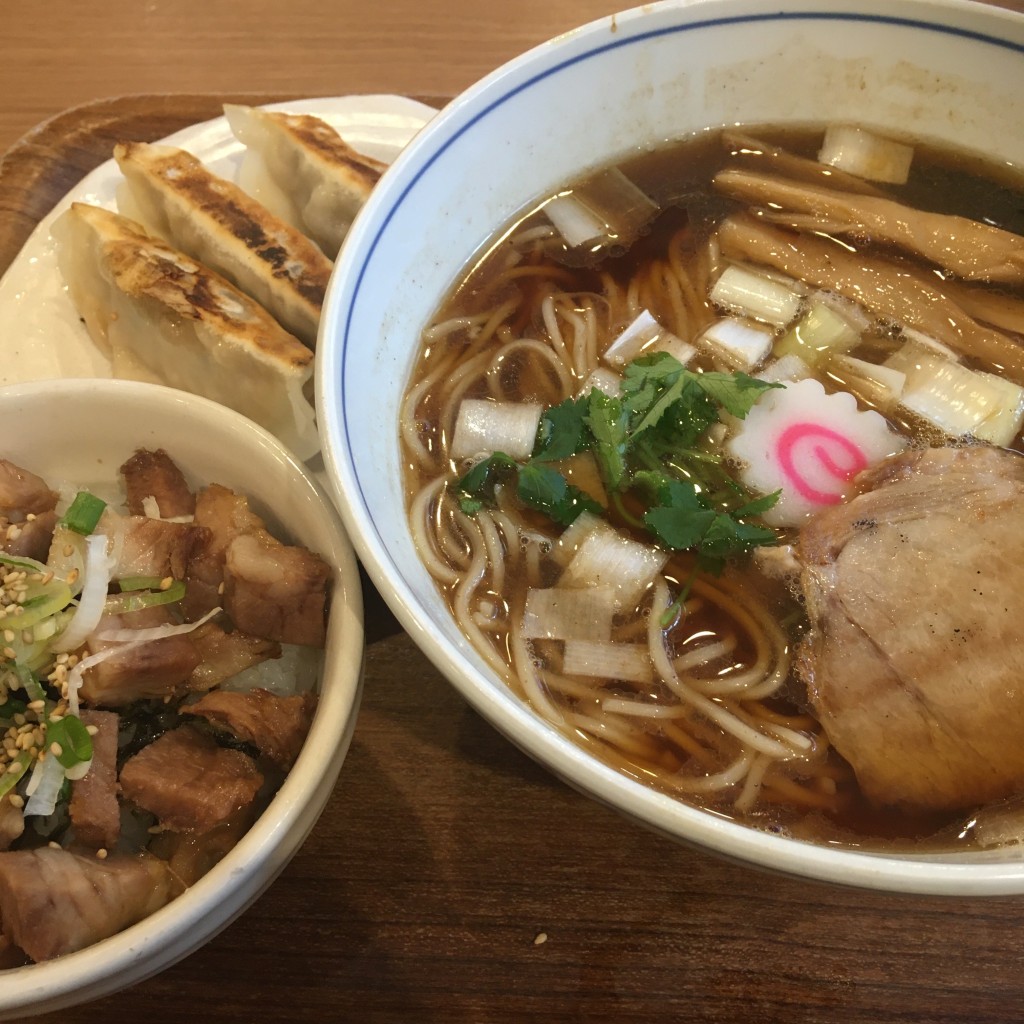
[60,491,107,535]
[46,715,93,771]
[105,577,186,614]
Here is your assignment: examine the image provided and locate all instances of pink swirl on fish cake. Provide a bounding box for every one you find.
[775,422,868,505]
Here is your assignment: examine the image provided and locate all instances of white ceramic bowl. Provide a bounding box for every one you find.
[0,378,363,1018]
[317,0,1024,895]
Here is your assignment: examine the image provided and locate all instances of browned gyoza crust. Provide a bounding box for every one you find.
[114,141,332,347]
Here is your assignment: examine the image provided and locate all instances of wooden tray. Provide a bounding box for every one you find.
[4,95,1024,1024]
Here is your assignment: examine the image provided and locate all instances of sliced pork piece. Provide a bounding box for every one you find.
[120,448,195,519]
[0,459,58,517]
[797,444,1024,812]
[0,799,23,852]
[2,508,57,562]
[69,710,121,849]
[184,688,316,768]
[148,806,256,887]
[187,622,281,692]
[100,512,207,580]
[182,483,264,621]
[224,529,330,646]
[119,724,263,834]
[80,609,202,706]
[0,847,177,962]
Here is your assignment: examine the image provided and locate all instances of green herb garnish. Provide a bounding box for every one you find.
[452,352,784,572]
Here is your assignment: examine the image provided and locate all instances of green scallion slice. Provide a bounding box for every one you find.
[60,491,107,535]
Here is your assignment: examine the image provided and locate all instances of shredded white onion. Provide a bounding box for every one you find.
[24,752,66,817]
[51,534,115,654]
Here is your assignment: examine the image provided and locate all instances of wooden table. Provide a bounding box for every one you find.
[3,1,1024,1021]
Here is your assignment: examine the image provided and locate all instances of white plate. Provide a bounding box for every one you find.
[0,94,437,387]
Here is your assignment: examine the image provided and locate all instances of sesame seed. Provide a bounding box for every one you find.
[85,725,99,736]
[5,761,21,774]
[49,742,63,757]
[2,630,13,643]
[96,848,108,860]
[7,794,23,808]
[48,841,60,849]
[2,647,15,660]
[66,569,79,586]
[159,576,174,591]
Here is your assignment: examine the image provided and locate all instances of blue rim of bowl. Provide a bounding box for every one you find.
[324,1,1024,894]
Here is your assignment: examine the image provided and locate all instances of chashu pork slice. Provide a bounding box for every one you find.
[224,104,387,260]
[0,848,178,962]
[114,141,331,347]
[797,444,1024,812]
[53,203,318,459]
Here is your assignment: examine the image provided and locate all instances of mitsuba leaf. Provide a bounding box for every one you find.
[453,452,519,513]
[694,371,782,419]
[517,464,602,526]
[533,396,592,463]
[585,391,630,492]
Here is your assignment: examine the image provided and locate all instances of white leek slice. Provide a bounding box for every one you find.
[709,265,802,327]
[544,168,657,249]
[522,587,616,641]
[818,125,913,185]
[551,510,603,567]
[543,194,606,248]
[696,316,774,373]
[580,367,623,398]
[450,399,543,461]
[603,309,696,368]
[885,342,1024,446]
[559,520,668,610]
[562,640,652,684]
[774,299,860,366]
[826,354,906,413]
[756,353,812,384]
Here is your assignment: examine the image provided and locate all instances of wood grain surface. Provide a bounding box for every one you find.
[1,0,1024,1017]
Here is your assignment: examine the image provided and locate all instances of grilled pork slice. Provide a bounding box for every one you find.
[186,622,281,692]
[120,448,195,519]
[797,445,1024,812]
[184,483,329,646]
[69,710,121,849]
[2,508,57,562]
[114,141,332,348]
[0,459,58,517]
[0,800,23,853]
[182,483,264,621]
[184,688,316,769]
[101,513,206,581]
[148,806,256,888]
[80,609,202,706]
[0,848,178,962]
[224,530,329,647]
[120,725,263,834]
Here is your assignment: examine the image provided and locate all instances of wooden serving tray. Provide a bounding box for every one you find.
[5,94,1024,1024]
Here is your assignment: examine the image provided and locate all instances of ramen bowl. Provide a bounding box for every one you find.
[0,379,363,1018]
[317,0,1024,895]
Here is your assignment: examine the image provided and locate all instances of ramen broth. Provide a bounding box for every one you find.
[400,125,1024,850]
